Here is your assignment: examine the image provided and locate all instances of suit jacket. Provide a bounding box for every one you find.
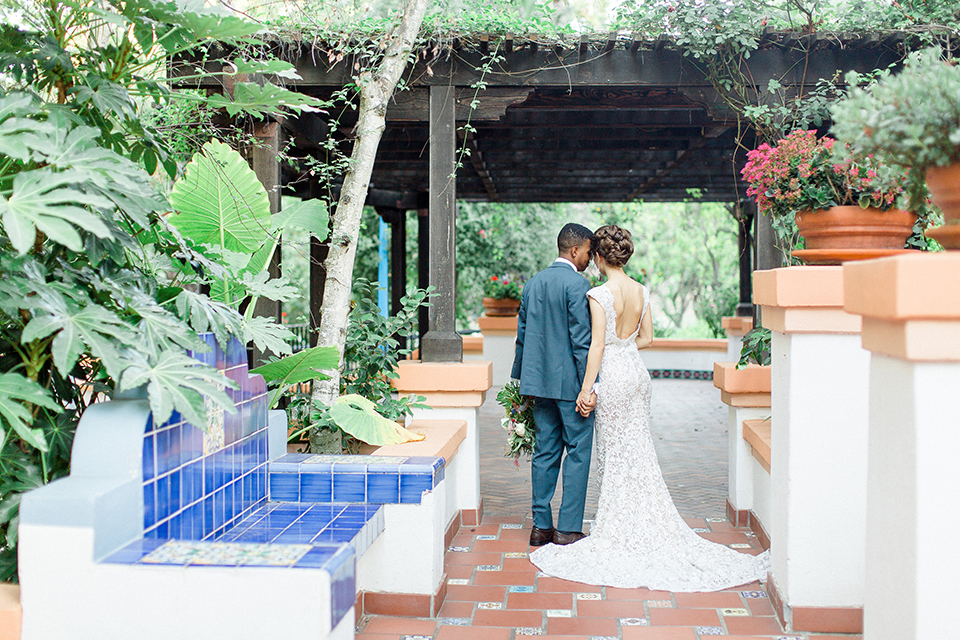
[511,261,592,401]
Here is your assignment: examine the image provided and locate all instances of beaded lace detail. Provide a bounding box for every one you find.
[530,285,770,591]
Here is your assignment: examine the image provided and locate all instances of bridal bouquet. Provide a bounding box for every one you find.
[497,380,536,467]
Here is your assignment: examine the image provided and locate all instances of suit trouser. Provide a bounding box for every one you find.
[531,397,594,533]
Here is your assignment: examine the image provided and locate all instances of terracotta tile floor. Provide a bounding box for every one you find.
[356,381,863,640]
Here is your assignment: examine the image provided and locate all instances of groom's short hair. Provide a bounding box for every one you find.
[557,223,594,254]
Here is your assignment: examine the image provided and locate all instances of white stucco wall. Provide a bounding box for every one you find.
[770,331,870,610]
[481,334,518,386]
[408,406,481,517]
[727,405,771,512]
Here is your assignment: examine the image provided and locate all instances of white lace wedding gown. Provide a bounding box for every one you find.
[530,285,770,591]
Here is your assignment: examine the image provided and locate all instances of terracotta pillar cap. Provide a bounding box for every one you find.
[713,362,771,394]
[393,360,493,393]
[755,267,861,334]
[478,315,518,334]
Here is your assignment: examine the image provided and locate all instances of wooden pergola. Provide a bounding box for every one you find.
[231,34,904,361]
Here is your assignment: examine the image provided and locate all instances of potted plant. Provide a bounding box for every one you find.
[830,47,960,248]
[741,129,920,264]
[481,273,524,316]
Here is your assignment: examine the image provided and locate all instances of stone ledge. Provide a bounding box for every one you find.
[649,338,727,352]
[754,266,845,308]
[720,390,771,408]
[713,362,771,394]
[761,306,862,334]
[722,316,754,335]
[478,315,518,335]
[742,419,771,473]
[844,253,960,321]
[362,420,467,466]
[393,360,493,393]
[462,335,483,354]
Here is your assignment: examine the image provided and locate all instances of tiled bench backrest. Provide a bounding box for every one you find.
[143,335,269,541]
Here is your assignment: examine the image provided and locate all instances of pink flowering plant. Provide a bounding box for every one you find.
[497,380,536,467]
[483,273,524,300]
[742,129,903,222]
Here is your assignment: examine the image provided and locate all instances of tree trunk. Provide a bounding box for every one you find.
[309,0,430,453]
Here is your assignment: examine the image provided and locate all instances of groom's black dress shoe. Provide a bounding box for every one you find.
[529,526,556,547]
[553,531,586,545]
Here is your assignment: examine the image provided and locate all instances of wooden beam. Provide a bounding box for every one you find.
[250,119,282,367]
[387,87,534,121]
[457,128,499,201]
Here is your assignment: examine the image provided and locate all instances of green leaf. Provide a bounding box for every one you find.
[168,140,271,254]
[0,169,114,254]
[229,59,304,81]
[174,289,244,349]
[271,198,329,241]
[251,345,337,385]
[206,82,324,119]
[130,299,208,360]
[0,373,60,452]
[22,290,135,378]
[242,315,294,356]
[239,272,299,303]
[327,394,425,446]
[117,351,237,427]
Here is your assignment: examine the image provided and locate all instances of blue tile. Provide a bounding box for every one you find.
[433,466,445,487]
[189,461,205,505]
[301,473,332,502]
[366,473,399,504]
[203,455,215,498]
[157,475,170,520]
[168,424,182,468]
[157,429,171,475]
[157,521,168,538]
[143,434,155,482]
[145,526,159,539]
[203,497,213,535]
[400,474,432,504]
[169,470,181,514]
[213,490,223,530]
[191,503,204,540]
[143,482,156,529]
[270,473,299,502]
[144,414,156,434]
[332,473,365,502]
[293,546,338,568]
[103,538,165,564]
[328,546,356,627]
[328,528,357,543]
[167,515,180,539]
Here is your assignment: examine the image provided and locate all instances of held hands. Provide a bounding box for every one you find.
[576,390,597,417]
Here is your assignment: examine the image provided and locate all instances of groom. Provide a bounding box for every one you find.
[511,223,596,547]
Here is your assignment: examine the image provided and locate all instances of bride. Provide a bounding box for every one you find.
[529,224,769,591]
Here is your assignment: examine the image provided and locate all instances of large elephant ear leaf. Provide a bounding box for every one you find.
[327,394,425,446]
[168,140,271,254]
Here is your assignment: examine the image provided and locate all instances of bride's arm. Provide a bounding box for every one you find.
[635,304,654,350]
[577,297,605,410]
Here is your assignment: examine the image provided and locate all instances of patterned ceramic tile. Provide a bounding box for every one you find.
[508,585,535,593]
[647,600,673,608]
[140,540,310,566]
[447,546,470,552]
[576,592,602,600]
[692,527,710,533]
[202,391,225,456]
[476,535,497,540]
[775,637,803,640]
[515,628,543,636]
[478,602,503,610]
[741,591,767,598]
[399,636,432,640]
[476,564,500,571]
[729,543,752,549]
[439,618,471,626]
[536,571,549,577]
[705,517,726,522]
[447,578,469,585]
[590,637,617,640]
[505,552,528,558]
[619,618,649,626]
[696,626,724,635]
[501,523,524,529]
[722,608,749,616]
[545,609,571,617]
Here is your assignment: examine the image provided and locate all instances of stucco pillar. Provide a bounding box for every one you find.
[755,266,869,634]
[844,254,960,640]
[477,315,518,386]
[713,362,770,535]
[722,315,754,362]
[393,361,492,526]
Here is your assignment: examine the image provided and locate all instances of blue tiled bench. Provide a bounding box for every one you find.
[18,335,368,640]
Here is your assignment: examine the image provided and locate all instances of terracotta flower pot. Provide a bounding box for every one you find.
[924,163,960,250]
[792,205,917,264]
[482,297,520,317]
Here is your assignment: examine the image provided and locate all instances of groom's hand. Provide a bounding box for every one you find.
[576,391,597,417]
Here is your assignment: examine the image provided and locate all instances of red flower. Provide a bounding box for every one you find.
[491,276,498,281]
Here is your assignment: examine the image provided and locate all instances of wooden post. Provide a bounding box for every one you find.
[375,206,409,352]
[251,119,282,367]
[737,200,755,317]
[420,86,462,362]
[753,202,779,328]
[417,207,429,346]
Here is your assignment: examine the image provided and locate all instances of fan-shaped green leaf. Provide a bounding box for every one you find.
[168,140,271,254]
[0,373,59,452]
[327,394,425,446]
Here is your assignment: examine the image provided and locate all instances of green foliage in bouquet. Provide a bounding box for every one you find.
[497,380,536,467]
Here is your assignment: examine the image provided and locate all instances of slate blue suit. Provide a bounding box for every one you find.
[511,260,594,533]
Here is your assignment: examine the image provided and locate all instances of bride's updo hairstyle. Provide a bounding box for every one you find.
[591,225,634,267]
